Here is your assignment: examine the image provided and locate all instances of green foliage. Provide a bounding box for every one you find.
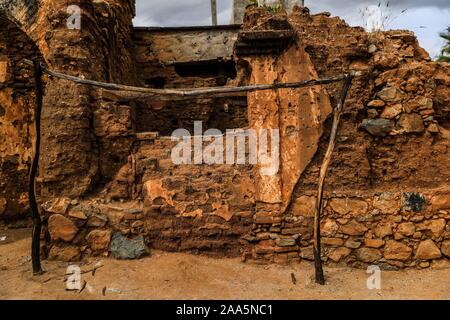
[250,0,283,14]
[437,27,450,63]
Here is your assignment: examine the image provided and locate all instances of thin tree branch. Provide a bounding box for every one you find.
[30,59,44,275]
[313,74,354,285]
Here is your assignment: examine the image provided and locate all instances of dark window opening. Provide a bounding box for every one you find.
[145,76,166,88]
[175,59,237,81]
[134,96,248,137]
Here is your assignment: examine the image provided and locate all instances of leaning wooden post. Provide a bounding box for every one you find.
[313,73,354,285]
[30,59,44,275]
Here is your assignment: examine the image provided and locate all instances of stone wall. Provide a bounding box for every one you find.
[43,134,256,260]
[238,7,450,269]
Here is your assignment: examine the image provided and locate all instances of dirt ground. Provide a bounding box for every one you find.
[0,226,449,300]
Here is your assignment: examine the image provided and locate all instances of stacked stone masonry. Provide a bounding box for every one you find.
[0,2,449,269]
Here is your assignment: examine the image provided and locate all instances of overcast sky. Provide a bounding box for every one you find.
[133,0,449,59]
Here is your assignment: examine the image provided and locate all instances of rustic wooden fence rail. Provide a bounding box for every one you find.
[24,58,357,284]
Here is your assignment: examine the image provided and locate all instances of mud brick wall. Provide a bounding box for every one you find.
[0,0,138,219]
[41,134,256,260]
[0,18,42,219]
[135,135,255,256]
[132,26,240,88]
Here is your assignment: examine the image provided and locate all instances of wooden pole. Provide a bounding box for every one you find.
[211,0,218,26]
[30,59,44,275]
[23,58,349,98]
[313,74,354,285]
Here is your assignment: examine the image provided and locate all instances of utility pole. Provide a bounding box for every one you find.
[211,0,218,26]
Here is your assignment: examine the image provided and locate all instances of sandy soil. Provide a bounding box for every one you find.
[0,226,449,300]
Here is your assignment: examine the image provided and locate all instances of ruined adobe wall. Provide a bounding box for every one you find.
[0,18,42,219]
[0,0,138,220]
[43,134,256,260]
[240,7,450,269]
[2,2,448,269]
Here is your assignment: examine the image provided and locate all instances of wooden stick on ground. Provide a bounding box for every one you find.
[30,59,44,275]
[313,73,354,285]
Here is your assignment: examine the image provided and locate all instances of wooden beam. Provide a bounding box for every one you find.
[24,58,355,99]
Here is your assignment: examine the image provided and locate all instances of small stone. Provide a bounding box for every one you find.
[380,104,402,119]
[48,214,78,242]
[329,247,351,262]
[104,210,125,226]
[299,246,314,260]
[367,109,378,119]
[441,240,450,258]
[430,194,450,210]
[68,210,87,220]
[0,197,7,216]
[356,248,382,263]
[413,231,422,239]
[321,237,344,247]
[394,232,404,240]
[321,219,339,237]
[109,232,149,259]
[397,222,415,236]
[48,244,80,262]
[367,99,385,108]
[415,240,441,260]
[44,197,71,214]
[419,261,430,268]
[427,123,439,133]
[431,259,450,270]
[417,96,433,109]
[361,119,395,137]
[292,196,316,217]
[418,219,446,237]
[340,220,368,236]
[405,76,420,92]
[345,239,361,249]
[384,240,412,261]
[368,44,378,53]
[86,230,112,251]
[377,86,399,102]
[276,238,296,247]
[396,114,425,133]
[87,214,108,227]
[373,193,399,214]
[329,198,368,215]
[374,222,393,239]
[365,238,385,248]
